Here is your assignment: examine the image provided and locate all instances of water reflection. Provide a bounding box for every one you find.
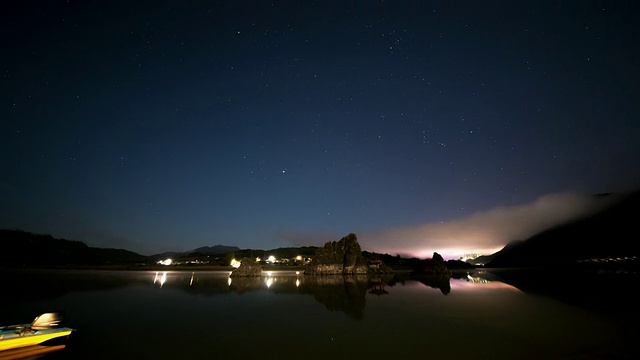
[8,270,447,321]
[0,344,67,359]
[152,272,167,287]
[301,275,369,320]
[368,277,389,296]
[466,274,491,284]
[4,269,634,359]
[229,276,261,293]
[147,271,402,319]
[7,268,637,327]
[415,274,451,295]
[468,268,640,320]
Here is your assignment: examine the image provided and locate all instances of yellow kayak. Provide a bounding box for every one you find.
[0,313,74,352]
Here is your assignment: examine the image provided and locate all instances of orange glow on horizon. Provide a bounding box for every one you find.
[372,246,505,261]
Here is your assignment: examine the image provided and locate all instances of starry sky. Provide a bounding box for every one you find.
[2,1,639,258]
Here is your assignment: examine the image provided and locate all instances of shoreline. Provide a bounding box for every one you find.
[0,264,309,272]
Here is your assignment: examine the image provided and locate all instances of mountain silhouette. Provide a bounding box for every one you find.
[191,245,240,254]
[486,190,640,269]
[151,245,241,260]
[0,229,148,267]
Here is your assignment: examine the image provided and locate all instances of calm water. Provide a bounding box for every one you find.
[1,269,636,359]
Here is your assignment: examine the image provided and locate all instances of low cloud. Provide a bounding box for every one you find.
[360,192,619,259]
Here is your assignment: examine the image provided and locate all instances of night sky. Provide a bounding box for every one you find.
[2,1,639,258]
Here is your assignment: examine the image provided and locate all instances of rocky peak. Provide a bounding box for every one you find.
[230,257,262,277]
[304,233,370,275]
[415,252,451,277]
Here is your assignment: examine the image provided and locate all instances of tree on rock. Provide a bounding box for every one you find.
[304,233,370,275]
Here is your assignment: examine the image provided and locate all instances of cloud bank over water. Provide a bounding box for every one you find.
[360,192,618,260]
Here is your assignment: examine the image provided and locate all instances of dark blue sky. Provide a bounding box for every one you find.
[2,1,639,257]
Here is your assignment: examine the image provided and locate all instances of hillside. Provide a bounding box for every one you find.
[486,191,640,269]
[0,229,149,267]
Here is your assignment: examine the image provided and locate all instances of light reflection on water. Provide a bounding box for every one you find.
[1,269,636,359]
[155,270,498,292]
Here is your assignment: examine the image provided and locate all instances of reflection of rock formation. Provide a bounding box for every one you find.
[229,276,261,294]
[368,277,389,296]
[230,258,262,277]
[409,252,452,294]
[415,274,451,295]
[303,275,369,320]
[304,233,369,275]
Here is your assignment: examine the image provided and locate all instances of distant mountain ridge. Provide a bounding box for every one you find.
[150,245,241,259]
[192,245,241,254]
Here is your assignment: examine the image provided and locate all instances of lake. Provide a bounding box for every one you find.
[1,268,636,359]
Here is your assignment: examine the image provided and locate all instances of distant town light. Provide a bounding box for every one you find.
[230,259,241,268]
[158,258,172,266]
[255,257,261,262]
[267,255,276,263]
[296,255,302,261]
